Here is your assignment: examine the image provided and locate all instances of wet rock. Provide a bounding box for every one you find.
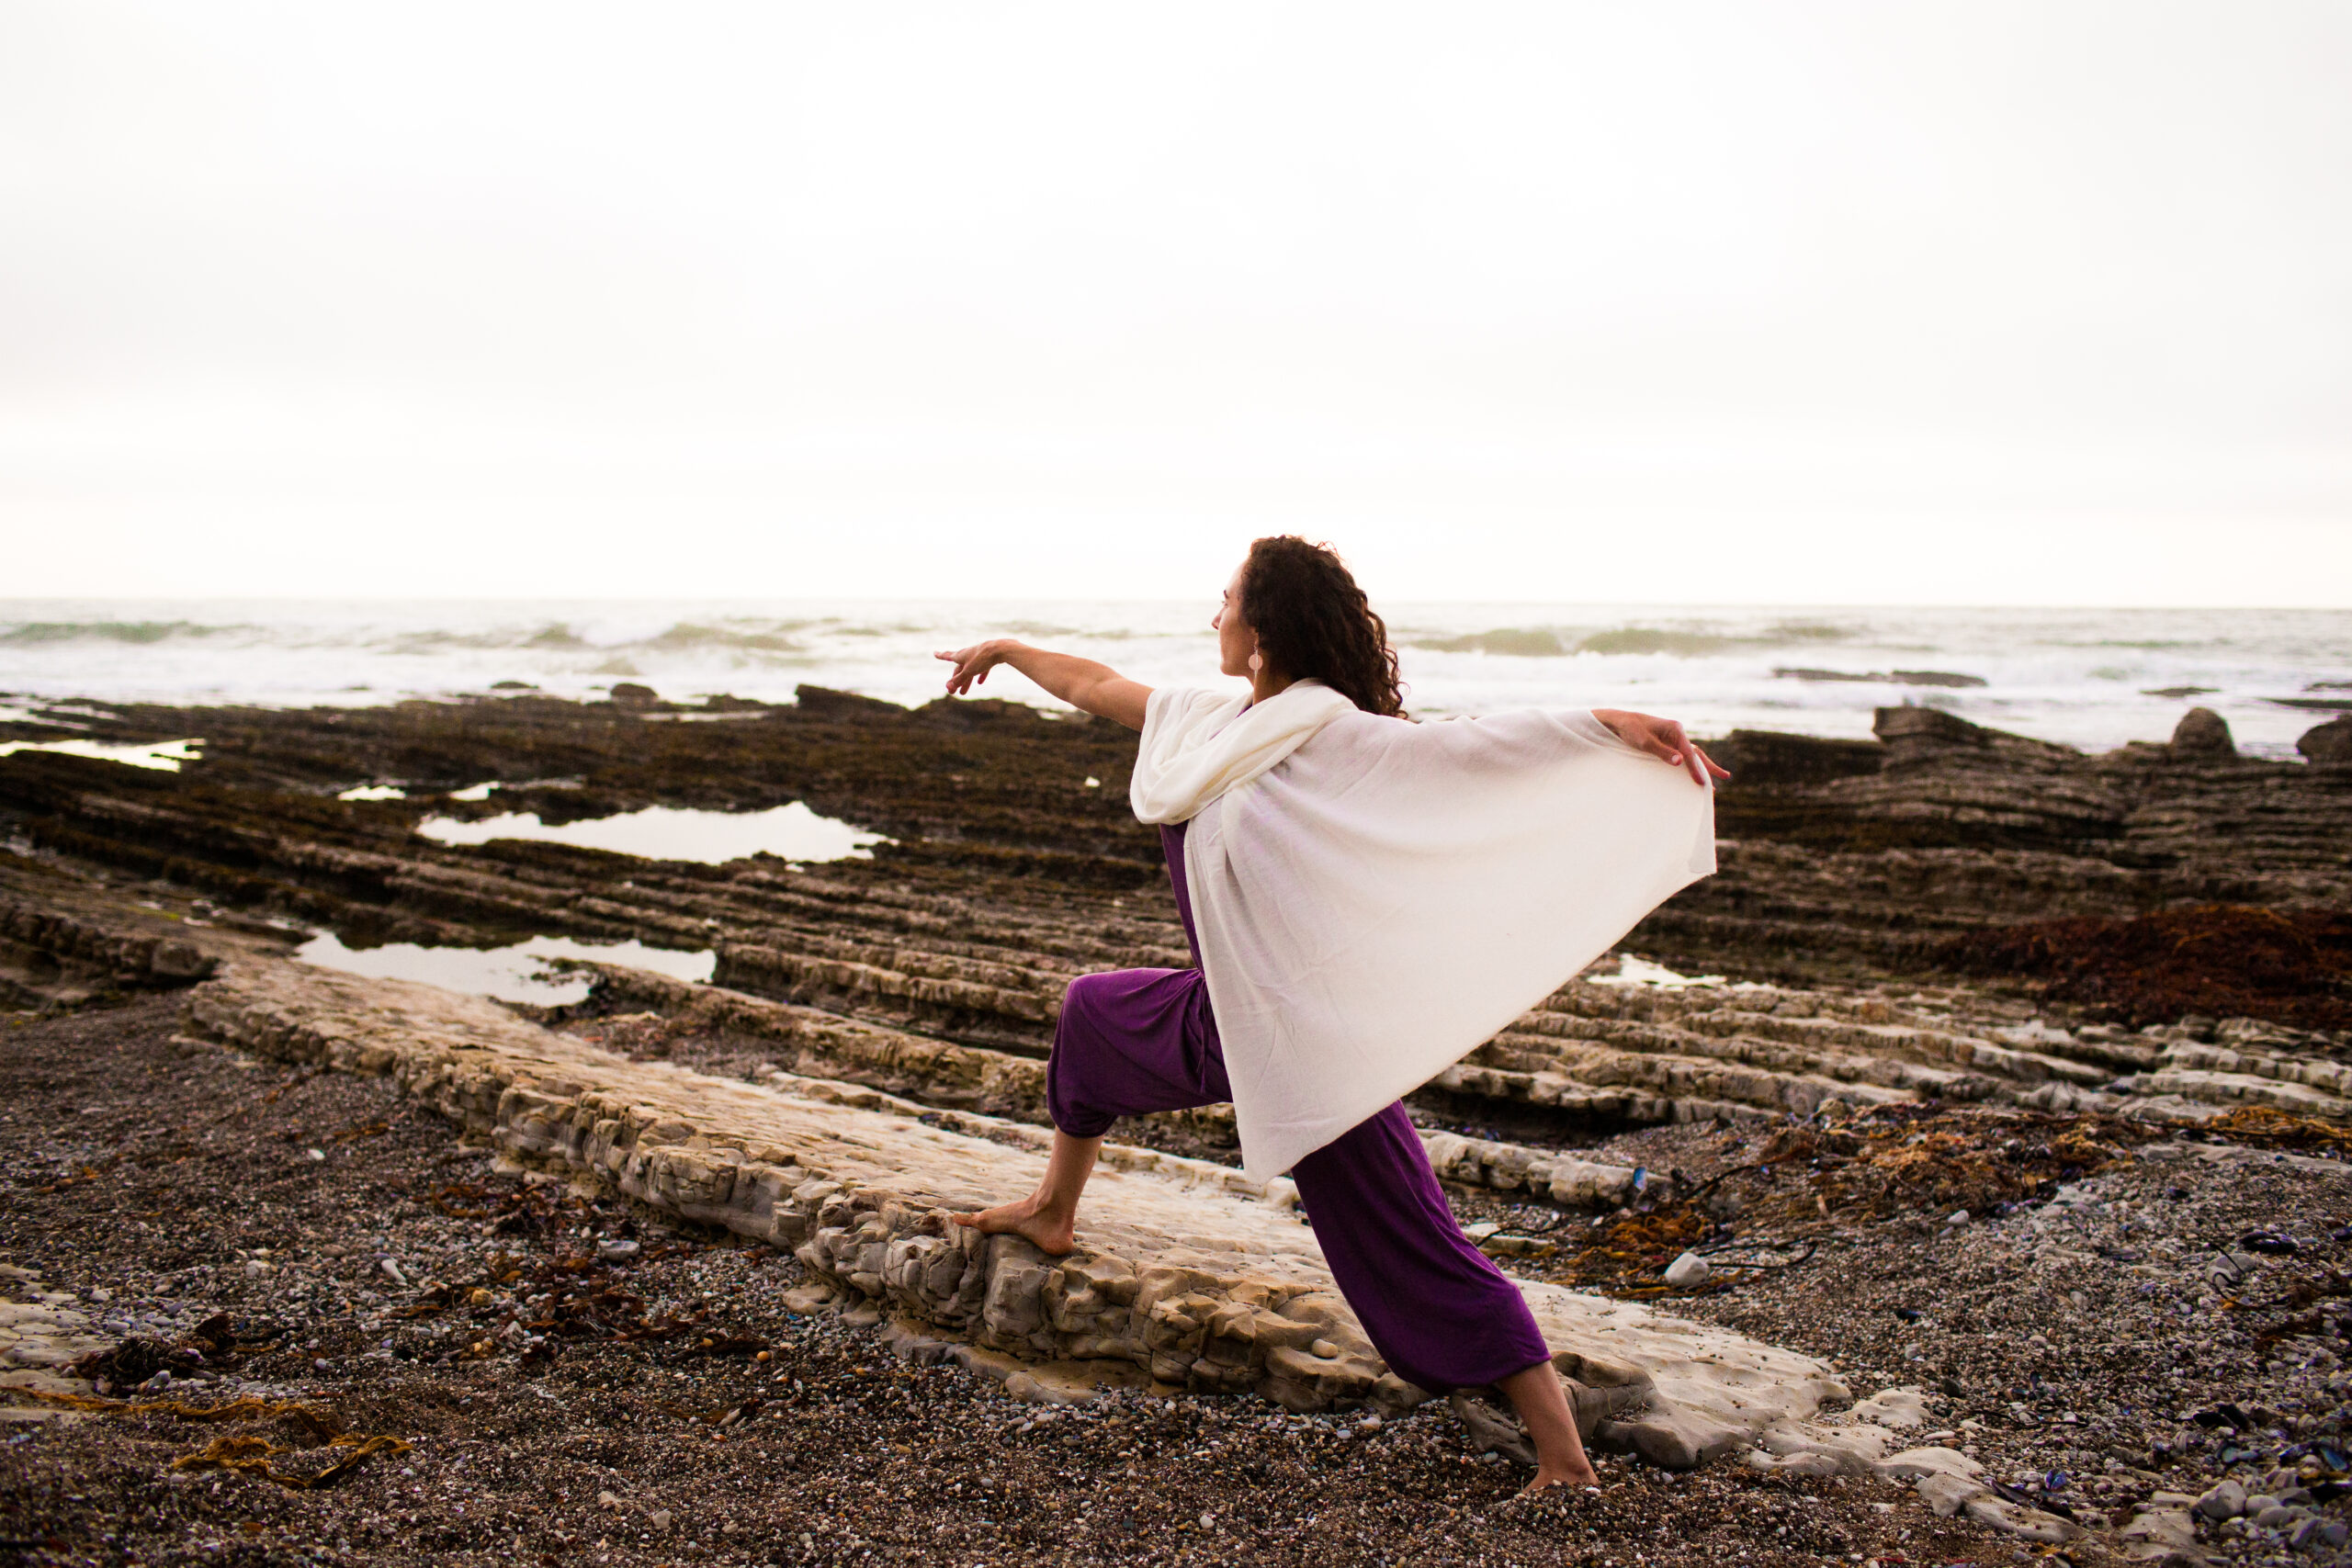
[2300,716,2352,767]
[791,684,915,724]
[150,939,211,980]
[1703,730,1882,786]
[2168,707,2235,760]
[10,687,2348,1144]
[1774,668,1987,689]
[15,686,2351,1042]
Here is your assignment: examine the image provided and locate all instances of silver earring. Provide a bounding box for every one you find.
[1248,650,1262,673]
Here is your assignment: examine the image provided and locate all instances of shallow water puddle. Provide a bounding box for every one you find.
[0,737,203,772]
[1589,954,1727,989]
[338,778,571,803]
[294,931,714,1007]
[414,800,887,864]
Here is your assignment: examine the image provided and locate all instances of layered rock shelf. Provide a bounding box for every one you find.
[180,953,1925,1476]
[2,687,2346,1170]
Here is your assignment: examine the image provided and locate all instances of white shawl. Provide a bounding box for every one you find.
[1130,680,1717,1181]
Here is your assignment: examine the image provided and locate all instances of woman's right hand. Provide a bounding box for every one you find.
[1591,708,1730,786]
[935,639,1019,696]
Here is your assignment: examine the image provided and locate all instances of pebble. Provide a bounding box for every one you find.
[2195,1478,2247,1521]
[2294,1517,2351,1551]
[1664,1251,1712,1288]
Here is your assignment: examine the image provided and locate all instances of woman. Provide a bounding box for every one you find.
[933,536,1725,1496]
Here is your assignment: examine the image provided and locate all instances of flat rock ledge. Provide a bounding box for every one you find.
[181,958,2037,1507]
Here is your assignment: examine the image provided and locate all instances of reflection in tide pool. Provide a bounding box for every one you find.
[1589,955,1727,989]
[295,931,714,1006]
[0,737,203,772]
[414,800,886,864]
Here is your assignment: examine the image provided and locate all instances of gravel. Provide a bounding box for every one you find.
[4,997,2348,1565]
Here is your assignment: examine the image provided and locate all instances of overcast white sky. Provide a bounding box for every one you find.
[4,2,2348,604]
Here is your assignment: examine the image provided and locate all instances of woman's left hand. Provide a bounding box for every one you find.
[935,639,1015,696]
[1591,709,1731,786]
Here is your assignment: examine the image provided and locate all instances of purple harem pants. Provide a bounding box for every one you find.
[1045,822,1554,1394]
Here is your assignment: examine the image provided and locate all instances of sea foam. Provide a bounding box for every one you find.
[2,598,2345,758]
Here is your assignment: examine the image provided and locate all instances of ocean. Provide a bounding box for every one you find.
[3,600,2346,759]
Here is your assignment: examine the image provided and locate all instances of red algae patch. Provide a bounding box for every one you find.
[1946,904,2352,1032]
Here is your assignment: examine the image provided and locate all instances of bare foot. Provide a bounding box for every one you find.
[1514,1465,1600,1500]
[950,1196,1077,1256]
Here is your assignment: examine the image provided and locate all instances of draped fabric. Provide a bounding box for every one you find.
[1129,680,1717,1180]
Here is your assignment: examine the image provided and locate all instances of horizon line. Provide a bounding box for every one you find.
[4,594,2349,615]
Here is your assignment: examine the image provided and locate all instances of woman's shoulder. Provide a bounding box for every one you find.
[1140,685,1251,750]
[1295,704,1415,753]
[1313,703,1615,761]
[1149,685,1235,715]
[1145,685,1243,729]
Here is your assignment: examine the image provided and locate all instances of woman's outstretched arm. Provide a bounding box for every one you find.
[934,639,1152,731]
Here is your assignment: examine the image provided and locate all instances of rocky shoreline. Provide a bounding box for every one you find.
[3,687,2349,1564]
[0,998,2009,1568]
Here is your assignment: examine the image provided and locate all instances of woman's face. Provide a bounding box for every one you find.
[1213,560,1254,679]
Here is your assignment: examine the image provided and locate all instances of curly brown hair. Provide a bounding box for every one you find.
[1238,536,1407,717]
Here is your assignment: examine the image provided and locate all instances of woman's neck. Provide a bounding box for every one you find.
[1250,669,1296,706]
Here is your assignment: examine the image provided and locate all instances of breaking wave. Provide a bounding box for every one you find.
[645,622,808,654]
[1409,626,1583,657]
[1408,621,1861,660]
[0,620,249,646]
